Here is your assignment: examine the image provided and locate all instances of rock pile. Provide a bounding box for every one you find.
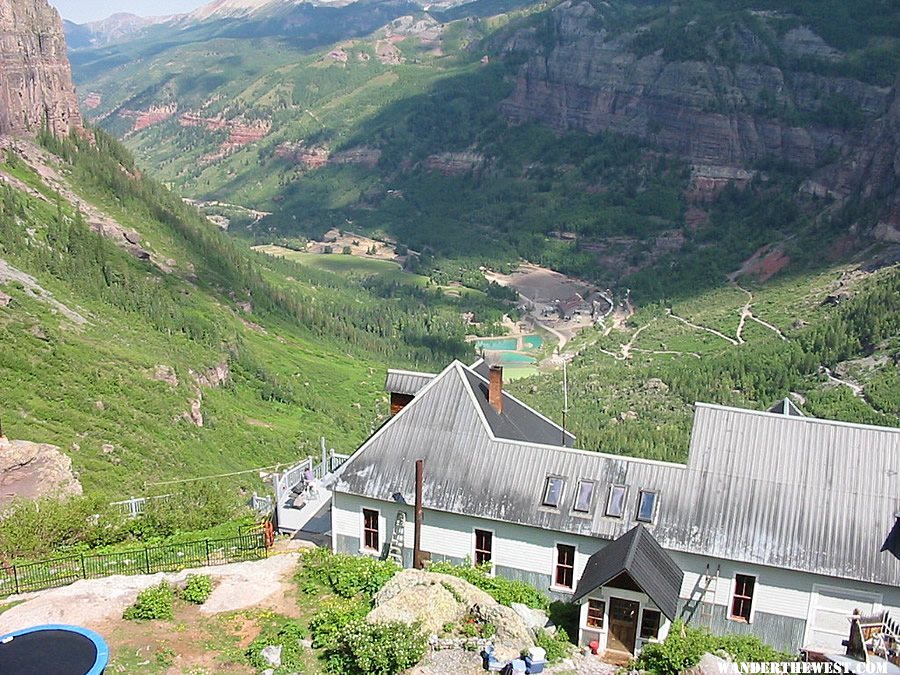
[368,569,540,661]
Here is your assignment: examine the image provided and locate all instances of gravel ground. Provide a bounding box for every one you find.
[0,552,300,633]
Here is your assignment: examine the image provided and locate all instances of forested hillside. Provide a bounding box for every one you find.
[60,0,900,468]
[0,128,485,496]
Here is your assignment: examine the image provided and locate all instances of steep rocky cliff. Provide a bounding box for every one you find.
[499,0,900,239]
[0,0,82,137]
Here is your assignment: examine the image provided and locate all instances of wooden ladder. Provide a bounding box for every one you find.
[387,511,406,566]
[699,563,720,627]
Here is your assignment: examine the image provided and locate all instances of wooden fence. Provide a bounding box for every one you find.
[0,531,267,597]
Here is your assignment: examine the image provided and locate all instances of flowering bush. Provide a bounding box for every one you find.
[123,582,175,620]
[299,548,397,600]
[180,574,213,604]
[325,619,427,675]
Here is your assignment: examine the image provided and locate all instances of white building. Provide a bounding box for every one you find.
[330,359,900,658]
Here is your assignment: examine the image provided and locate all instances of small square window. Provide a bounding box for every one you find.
[586,599,605,628]
[574,480,595,513]
[606,485,627,518]
[543,477,565,508]
[640,609,661,640]
[637,490,657,523]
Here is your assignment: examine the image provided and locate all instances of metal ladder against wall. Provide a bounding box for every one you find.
[387,511,406,566]
[699,563,720,627]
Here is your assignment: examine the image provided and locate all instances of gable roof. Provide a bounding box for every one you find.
[768,397,805,416]
[573,525,683,620]
[385,369,434,396]
[335,361,900,587]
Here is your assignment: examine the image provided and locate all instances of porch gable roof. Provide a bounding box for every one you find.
[573,525,683,621]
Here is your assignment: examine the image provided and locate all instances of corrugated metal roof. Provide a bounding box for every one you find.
[573,525,683,620]
[385,369,434,396]
[335,361,900,586]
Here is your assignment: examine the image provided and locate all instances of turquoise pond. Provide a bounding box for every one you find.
[523,335,543,350]
[473,334,544,352]
[474,337,517,351]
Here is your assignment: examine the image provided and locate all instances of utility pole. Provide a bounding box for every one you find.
[562,360,568,444]
[414,459,424,569]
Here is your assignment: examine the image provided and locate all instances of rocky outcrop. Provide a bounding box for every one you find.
[0,0,83,137]
[0,437,82,508]
[369,569,536,661]
[499,1,900,227]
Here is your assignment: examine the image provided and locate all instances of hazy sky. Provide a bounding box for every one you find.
[49,0,206,24]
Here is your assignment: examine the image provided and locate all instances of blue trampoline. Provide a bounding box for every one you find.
[0,624,109,674]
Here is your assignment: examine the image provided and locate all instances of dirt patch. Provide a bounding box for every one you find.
[0,553,300,633]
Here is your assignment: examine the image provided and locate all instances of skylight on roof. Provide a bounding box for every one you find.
[606,485,626,518]
[543,477,565,508]
[637,490,657,523]
[574,480,595,513]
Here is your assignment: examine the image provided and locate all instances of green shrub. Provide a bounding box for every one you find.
[635,621,794,675]
[427,561,549,610]
[299,548,397,600]
[123,582,175,620]
[247,620,306,671]
[534,627,572,663]
[325,619,427,675]
[308,598,369,650]
[180,574,213,604]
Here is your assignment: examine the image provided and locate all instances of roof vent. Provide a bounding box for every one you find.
[488,365,503,414]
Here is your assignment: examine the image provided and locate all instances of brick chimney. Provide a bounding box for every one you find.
[488,365,503,414]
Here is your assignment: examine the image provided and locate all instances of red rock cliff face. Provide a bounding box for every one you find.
[498,1,900,233]
[0,0,82,137]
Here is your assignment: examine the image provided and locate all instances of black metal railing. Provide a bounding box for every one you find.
[0,532,267,597]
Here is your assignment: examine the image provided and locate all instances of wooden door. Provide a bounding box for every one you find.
[607,597,640,654]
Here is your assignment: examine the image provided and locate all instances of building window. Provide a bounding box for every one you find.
[574,480,595,513]
[637,490,657,523]
[362,508,379,552]
[640,609,661,639]
[555,544,576,589]
[606,485,627,518]
[474,529,493,566]
[543,477,565,508]
[730,574,756,622]
[586,599,606,628]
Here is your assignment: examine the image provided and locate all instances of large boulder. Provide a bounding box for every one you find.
[368,569,536,661]
[368,577,464,634]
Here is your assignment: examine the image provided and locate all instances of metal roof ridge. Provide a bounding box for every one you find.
[695,401,900,434]
[333,360,467,487]
[386,367,436,378]
[463,361,576,440]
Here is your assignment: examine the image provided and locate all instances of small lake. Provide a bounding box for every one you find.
[473,334,543,352]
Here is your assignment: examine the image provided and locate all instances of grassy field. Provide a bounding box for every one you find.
[253,245,428,286]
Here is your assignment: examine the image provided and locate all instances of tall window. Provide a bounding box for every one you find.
[586,599,605,628]
[474,529,493,566]
[543,477,565,507]
[640,609,661,639]
[555,544,576,589]
[730,574,756,622]
[574,480,595,513]
[362,509,379,552]
[606,485,627,517]
[637,490,657,523]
